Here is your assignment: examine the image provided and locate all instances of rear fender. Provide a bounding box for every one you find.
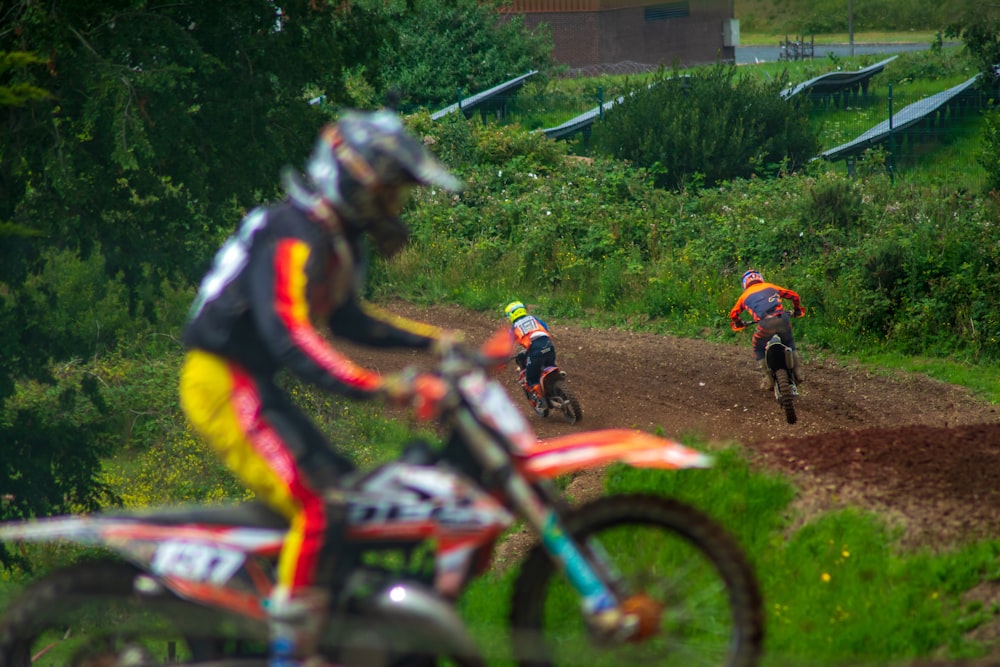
[0,514,103,545]
[539,366,566,394]
[0,514,283,614]
[0,514,284,553]
[765,337,789,371]
[518,428,712,479]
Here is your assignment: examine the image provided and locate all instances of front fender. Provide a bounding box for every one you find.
[518,428,713,479]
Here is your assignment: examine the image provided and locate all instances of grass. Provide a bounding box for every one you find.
[457,449,1000,665]
[4,366,1000,664]
[855,350,1000,404]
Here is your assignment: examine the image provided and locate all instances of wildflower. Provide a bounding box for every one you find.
[821,572,831,583]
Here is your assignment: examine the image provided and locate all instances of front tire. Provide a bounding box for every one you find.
[509,495,763,667]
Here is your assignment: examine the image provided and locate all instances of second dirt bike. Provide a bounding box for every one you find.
[515,362,583,424]
[0,330,763,667]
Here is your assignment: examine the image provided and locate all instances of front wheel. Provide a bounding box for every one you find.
[548,379,582,425]
[509,495,764,667]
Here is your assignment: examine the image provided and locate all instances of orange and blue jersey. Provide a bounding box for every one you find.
[729,281,801,331]
[510,314,551,350]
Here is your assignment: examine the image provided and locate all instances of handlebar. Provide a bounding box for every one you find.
[384,329,517,418]
[733,308,805,331]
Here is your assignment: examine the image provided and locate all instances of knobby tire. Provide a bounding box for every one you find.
[774,368,797,424]
[509,494,764,667]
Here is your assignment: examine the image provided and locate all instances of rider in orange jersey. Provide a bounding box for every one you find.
[505,300,555,410]
[179,110,462,667]
[729,269,805,390]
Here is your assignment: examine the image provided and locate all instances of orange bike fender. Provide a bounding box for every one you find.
[518,429,713,479]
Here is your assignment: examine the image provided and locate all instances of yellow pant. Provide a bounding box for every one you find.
[179,350,337,590]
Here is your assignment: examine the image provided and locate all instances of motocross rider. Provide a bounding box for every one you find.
[179,110,463,667]
[729,269,805,390]
[506,300,555,410]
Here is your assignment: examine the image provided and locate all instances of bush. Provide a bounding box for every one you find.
[590,65,820,190]
[977,107,1000,193]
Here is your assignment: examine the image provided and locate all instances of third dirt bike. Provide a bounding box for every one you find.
[0,330,763,667]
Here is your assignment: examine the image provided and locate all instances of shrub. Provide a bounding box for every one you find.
[590,65,820,190]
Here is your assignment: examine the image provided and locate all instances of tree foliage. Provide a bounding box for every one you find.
[379,0,554,110]
[590,66,820,190]
[0,0,555,524]
[1,1,395,295]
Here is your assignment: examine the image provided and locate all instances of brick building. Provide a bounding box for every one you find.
[500,0,738,71]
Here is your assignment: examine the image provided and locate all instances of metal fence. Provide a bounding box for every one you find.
[430,73,995,190]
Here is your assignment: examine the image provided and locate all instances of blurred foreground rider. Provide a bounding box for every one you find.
[729,269,805,390]
[179,110,463,667]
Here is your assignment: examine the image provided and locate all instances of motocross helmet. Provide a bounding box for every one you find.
[742,270,763,290]
[284,110,463,258]
[505,301,528,324]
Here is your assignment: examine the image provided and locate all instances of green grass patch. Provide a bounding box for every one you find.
[852,351,1000,404]
[458,448,1000,665]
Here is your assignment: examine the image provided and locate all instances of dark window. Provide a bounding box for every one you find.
[645,2,689,21]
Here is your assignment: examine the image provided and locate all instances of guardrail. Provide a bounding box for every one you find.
[430,71,538,122]
[780,55,897,104]
[821,74,984,162]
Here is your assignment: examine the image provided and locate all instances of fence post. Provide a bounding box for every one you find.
[887,82,895,183]
[597,86,604,120]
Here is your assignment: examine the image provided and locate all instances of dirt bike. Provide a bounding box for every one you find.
[0,330,764,667]
[764,333,800,425]
[515,360,583,424]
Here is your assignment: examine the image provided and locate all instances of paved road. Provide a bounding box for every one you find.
[736,41,941,65]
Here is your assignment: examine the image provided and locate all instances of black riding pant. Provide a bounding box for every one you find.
[518,335,555,387]
[751,313,795,361]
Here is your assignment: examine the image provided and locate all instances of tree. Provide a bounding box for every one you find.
[0,1,396,524]
[1,1,394,301]
[378,0,554,109]
[0,0,549,523]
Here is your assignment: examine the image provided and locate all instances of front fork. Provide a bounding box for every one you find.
[515,478,639,640]
[454,412,640,640]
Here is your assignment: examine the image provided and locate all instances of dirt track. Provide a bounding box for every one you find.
[339,300,1000,665]
[348,300,1000,548]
